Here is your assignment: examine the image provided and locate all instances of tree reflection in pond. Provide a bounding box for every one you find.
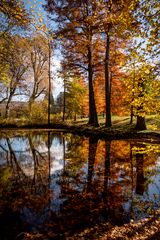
[135,144,145,195]
[0,131,159,239]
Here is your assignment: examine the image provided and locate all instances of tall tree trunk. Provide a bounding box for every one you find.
[105,30,112,127]
[5,100,10,118]
[48,41,51,126]
[5,94,12,118]
[63,78,66,122]
[87,44,99,127]
[130,105,134,124]
[130,60,135,124]
[135,79,146,130]
[28,96,34,116]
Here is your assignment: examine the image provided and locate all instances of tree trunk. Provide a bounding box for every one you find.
[5,101,10,118]
[130,105,134,124]
[48,41,51,126]
[87,45,99,127]
[5,94,12,118]
[28,97,34,115]
[135,78,146,130]
[62,78,66,122]
[135,115,146,130]
[130,60,135,124]
[105,31,112,127]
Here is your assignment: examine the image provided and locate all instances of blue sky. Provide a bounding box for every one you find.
[24,0,47,17]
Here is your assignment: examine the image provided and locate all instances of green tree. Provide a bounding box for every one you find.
[65,77,87,121]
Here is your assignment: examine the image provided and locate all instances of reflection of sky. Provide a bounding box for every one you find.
[50,138,64,173]
[148,156,160,197]
[49,138,65,214]
[0,138,29,152]
[0,135,65,177]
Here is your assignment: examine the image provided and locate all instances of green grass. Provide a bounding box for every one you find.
[70,114,160,132]
[0,114,159,132]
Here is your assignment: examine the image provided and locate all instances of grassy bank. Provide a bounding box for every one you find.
[0,115,160,140]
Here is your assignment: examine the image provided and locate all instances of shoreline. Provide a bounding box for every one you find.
[0,123,160,141]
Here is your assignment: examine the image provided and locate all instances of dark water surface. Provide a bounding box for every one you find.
[0,130,159,239]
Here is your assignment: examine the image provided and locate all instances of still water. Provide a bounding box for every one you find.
[0,130,160,239]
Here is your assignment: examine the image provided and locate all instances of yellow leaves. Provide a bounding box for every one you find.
[0,0,30,27]
[144,69,150,74]
[39,17,43,23]
[15,14,22,20]
[132,144,160,154]
[148,124,158,131]
[0,167,12,185]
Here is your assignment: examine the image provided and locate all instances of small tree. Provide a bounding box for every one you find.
[131,64,160,130]
[66,77,87,121]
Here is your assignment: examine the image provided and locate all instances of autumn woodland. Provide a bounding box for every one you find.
[0,0,160,240]
[0,0,159,131]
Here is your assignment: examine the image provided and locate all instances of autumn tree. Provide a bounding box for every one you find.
[45,0,140,127]
[126,0,160,129]
[96,0,139,127]
[0,36,30,117]
[0,0,31,118]
[27,33,49,113]
[125,36,159,130]
[94,36,128,117]
[0,0,30,35]
[44,0,101,126]
[134,64,159,130]
[57,62,87,121]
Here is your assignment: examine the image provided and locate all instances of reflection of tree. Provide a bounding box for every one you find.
[28,135,49,196]
[6,138,27,179]
[60,134,88,199]
[47,131,51,180]
[106,141,132,224]
[130,142,134,193]
[135,144,145,195]
[0,134,52,239]
[0,143,9,164]
[87,136,98,192]
[63,134,88,179]
[102,141,111,220]
[63,134,66,172]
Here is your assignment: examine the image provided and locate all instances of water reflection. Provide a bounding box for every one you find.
[135,144,145,195]
[0,131,160,239]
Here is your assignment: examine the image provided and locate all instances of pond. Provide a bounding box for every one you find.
[0,130,160,239]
